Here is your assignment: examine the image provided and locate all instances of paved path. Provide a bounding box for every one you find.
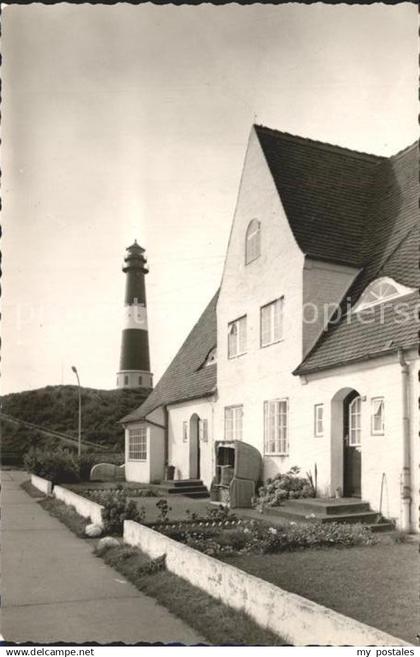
[1,470,205,644]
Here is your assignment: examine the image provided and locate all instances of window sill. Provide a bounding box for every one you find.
[260,338,284,349]
[264,453,289,457]
[127,458,147,462]
[228,351,247,360]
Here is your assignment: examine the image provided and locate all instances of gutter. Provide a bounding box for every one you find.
[398,348,412,532]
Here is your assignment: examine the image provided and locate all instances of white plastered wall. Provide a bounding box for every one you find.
[296,350,418,530]
[216,127,305,476]
[213,126,418,530]
[167,397,216,487]
[124,406,165,483]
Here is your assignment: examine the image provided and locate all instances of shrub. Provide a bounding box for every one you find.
[78,452,124,481]
[254,466,315,509]
[23,447,125,483]
[98,489,142,534]
[156,499,172,522]
[24,447,80,483]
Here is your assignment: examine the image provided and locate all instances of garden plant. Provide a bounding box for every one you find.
[253,466,315,510]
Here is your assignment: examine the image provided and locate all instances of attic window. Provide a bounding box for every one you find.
[245,219,261,265]
[204,347,217,367]
[353,277,416,313]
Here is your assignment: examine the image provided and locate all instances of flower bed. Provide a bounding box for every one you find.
[149,505,376,556]
[78,486,158,500]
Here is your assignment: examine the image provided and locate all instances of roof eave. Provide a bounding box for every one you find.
[293,342,418,377]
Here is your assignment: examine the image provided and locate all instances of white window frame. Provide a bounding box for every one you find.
[349,396,362,446]
[182,421,188,442]
[224,405,243,442]
[128,426,147,461]
[371,397,385,435]
[199,418,209,442]
[314,404,324,437]
[228,316,247,358]
[264,399,289,456]
[245,219,261,265]
[353,276,416,313]
[260,297,284,347]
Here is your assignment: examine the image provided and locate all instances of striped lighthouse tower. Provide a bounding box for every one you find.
[116,241,153,389]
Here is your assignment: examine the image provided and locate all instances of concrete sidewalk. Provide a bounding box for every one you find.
[1,470,205,644]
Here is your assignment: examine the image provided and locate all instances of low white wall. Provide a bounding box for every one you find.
[31,474,53,496]
[124,520,409,647]
[54,486,104,526]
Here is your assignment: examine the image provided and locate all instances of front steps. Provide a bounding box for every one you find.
[155,479,210,499]
[267,497,395,532]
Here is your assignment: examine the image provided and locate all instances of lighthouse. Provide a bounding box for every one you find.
[116,241,153,389]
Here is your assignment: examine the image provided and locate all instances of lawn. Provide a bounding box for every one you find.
[223,538,419,644]
[98,544,288,646]
[130,495,217,523]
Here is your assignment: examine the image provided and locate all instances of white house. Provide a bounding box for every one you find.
[121,125,419,532]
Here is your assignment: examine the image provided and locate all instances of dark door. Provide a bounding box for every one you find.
[196,434,201,479]
[189,415,201,479]
[343,392,361,497]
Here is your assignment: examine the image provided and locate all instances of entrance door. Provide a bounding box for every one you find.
[189,414,200,479]
[343,393,361,497]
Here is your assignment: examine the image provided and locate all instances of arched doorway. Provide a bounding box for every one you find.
[189,413,200,480]
[330,387,362,498]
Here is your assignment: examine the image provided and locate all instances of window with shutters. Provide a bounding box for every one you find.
[264,399,288,455]
[260,298,284,347]
[245,219,261,265]
[228,316,247,358]
[128,426,147,461]
[371,398,384,435]
[224,406,243,441]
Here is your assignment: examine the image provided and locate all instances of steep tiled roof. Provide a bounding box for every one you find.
[294,141,419,375]
[255,125,384,266]
[293,291,418,375]
[121,291,218,422]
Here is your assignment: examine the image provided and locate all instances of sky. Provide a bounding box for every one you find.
[2,3,417,394]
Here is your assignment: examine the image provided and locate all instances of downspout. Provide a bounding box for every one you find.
[398,348,411,532]
[163,405,169,467]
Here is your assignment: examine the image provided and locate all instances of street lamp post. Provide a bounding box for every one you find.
[71,366,82,457]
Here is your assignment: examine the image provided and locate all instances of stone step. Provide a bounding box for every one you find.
[368,522,396,533]
[284,498,371,516]
[180,490,210,499]
[268,506,382,525]
[165,486,209,495]
[161,479,204,488]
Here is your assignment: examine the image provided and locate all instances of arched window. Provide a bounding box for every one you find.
[353,277,415,313]
[245,219,261,265]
